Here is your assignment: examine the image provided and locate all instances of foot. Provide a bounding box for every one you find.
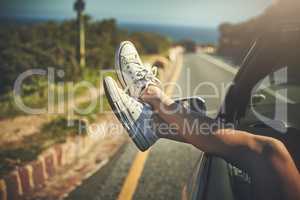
[103,76,158,151]
[115,41,160,98]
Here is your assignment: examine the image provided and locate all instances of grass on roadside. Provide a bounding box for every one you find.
[0,72,116,177]
[75,94,111,122]
[0,65,149,177]
[0,68,103,119]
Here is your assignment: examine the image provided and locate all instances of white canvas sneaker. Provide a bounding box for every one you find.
[103,76,158,151]
[115,41,160,98]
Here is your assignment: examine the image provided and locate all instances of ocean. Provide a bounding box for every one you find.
[0,18,219,44]
[119,23,219,44]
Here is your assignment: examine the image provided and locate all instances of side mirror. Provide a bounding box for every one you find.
[174,96,207,114]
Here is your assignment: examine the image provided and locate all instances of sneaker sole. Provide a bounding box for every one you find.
[103,77,150,151]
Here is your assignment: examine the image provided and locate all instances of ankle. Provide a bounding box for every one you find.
[141,85,162,100]
[141,85,174,108]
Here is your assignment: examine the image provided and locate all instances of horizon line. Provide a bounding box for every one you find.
[0,15,220,29]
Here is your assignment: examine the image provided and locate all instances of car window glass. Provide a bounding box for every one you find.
[243,65,300,128]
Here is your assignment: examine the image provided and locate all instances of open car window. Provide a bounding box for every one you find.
[254,66,300,105]
[240,64,300,132]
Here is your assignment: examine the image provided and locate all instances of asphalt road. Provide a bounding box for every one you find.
[66,53,235,200]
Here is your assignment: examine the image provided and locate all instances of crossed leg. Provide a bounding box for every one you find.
[107,40,300,199]
[143,85,300,200]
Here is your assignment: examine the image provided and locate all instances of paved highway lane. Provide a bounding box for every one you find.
[175,53,236,117]
[66,53,236,200]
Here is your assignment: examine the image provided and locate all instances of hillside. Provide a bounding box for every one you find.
[0,17,171,95]
[217,0,300,64]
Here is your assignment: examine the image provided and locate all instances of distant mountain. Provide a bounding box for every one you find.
[217,0,300,64]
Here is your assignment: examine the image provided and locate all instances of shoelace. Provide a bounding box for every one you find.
[122,55,161,95]
[134,66,161,98]
[123,64,161,96]
[134,68,159,83]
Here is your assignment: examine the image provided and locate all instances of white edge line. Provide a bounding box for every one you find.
[199,53,238,74]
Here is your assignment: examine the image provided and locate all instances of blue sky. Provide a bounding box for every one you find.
[0,0,273,27]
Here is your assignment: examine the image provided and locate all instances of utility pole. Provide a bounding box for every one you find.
[74,0,86,69]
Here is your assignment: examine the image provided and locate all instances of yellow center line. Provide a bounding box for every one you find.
[117,53,183,200]
[117,150,150,200]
